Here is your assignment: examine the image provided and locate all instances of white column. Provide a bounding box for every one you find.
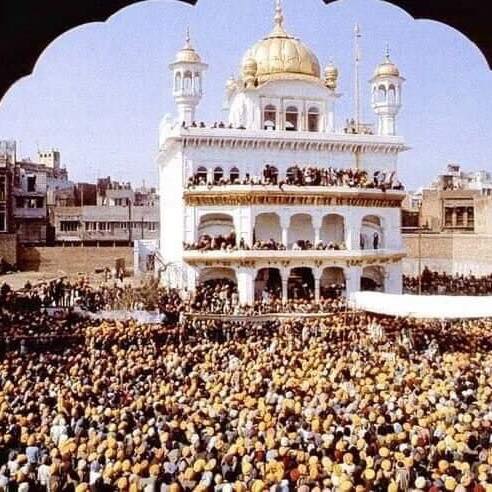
[346,220,360,250]
[177,104,196,127]
[281,268,289,302]
[233,211,242,244]
[280,214,290,248]
[385,210,402,250]
[380,114,396,136]
[345,266,362,297]
[241,208,254,246]
[314,268,321,302]
[344,211,361,250]
[312,214,322,246]
[186,265,198,293]
[237,268,255,305]
[385,262,402,294]
[184,206,196,244]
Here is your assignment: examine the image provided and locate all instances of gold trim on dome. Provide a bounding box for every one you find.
[256,72,324,85]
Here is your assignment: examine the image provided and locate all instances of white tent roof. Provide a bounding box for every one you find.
[349,292,492,319]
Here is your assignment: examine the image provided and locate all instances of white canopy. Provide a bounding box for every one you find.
[349,291,492,319]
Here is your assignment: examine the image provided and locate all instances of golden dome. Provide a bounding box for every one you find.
[174,29,202,64]
[240,0,321,86]
[374,47,400,78]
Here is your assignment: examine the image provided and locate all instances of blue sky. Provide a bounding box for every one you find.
[0,0,490,190]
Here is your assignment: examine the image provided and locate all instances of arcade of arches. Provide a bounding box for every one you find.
[196,263,400,304]
[197,211,385,250]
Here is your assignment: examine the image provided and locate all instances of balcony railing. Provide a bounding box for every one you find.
[13,208,47,219]
[183,248,406,262]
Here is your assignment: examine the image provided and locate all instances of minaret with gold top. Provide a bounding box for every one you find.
[169,29,208,126]
[371,46,404,136]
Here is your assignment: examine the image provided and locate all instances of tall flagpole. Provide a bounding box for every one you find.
[354,23,362,132]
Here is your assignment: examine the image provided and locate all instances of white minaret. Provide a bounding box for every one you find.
[371,46,404,136]
[169,29,208,126]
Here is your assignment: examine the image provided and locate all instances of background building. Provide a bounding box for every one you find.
[0,141,17,268]
[52,178,159,245]
[403,164,492,275]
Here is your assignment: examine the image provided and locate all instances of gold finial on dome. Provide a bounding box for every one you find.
[385,43,391,61]
[273,0,287,36]
[175,28,202,64]
[185,27,191,46]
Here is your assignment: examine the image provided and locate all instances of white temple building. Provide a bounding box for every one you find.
[157,1,407,305]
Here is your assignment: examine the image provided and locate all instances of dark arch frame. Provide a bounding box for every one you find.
[0,1,490,102]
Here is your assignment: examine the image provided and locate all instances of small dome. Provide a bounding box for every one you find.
[324,63,338,78]
[324,62,338,90]
[374,48,400,78]
[242,57,258,76]
[240,0,321,86]
[225,76,237,91]
[174,29,202,64]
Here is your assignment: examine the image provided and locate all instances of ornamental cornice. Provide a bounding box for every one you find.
[184,188,404,208]
[179,136,405,154]
[162,127,408,154]
[183,249,406,269]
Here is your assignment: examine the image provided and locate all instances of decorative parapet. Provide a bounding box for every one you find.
[183,248,406,269]
[160,126,408,154]
[184,186,405,208]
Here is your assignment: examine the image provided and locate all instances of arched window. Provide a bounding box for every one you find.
[196,166,207,183]
[183,71,193,95]
[229,167,240,183]
[285,106,299,131]
[377,85,386,103]
[307,106,320,132]
[388,85,396,104]
[194,73,201,95]
[174,72,182,92]
[213,167,224,184]
[263,104,277,130]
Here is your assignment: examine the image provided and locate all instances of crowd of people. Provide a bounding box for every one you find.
[181,120,245,130]
[183,236,346,252]
[404,268,492,296]
[187,165,404,191]
[0,283,492,490]
[2,273,492,490]
[183,235,238,252]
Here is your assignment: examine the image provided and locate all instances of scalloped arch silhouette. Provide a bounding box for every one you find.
[0,0,489,99]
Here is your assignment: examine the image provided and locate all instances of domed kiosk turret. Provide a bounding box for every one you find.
[371,46,404,136]
[169,29,208,126]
